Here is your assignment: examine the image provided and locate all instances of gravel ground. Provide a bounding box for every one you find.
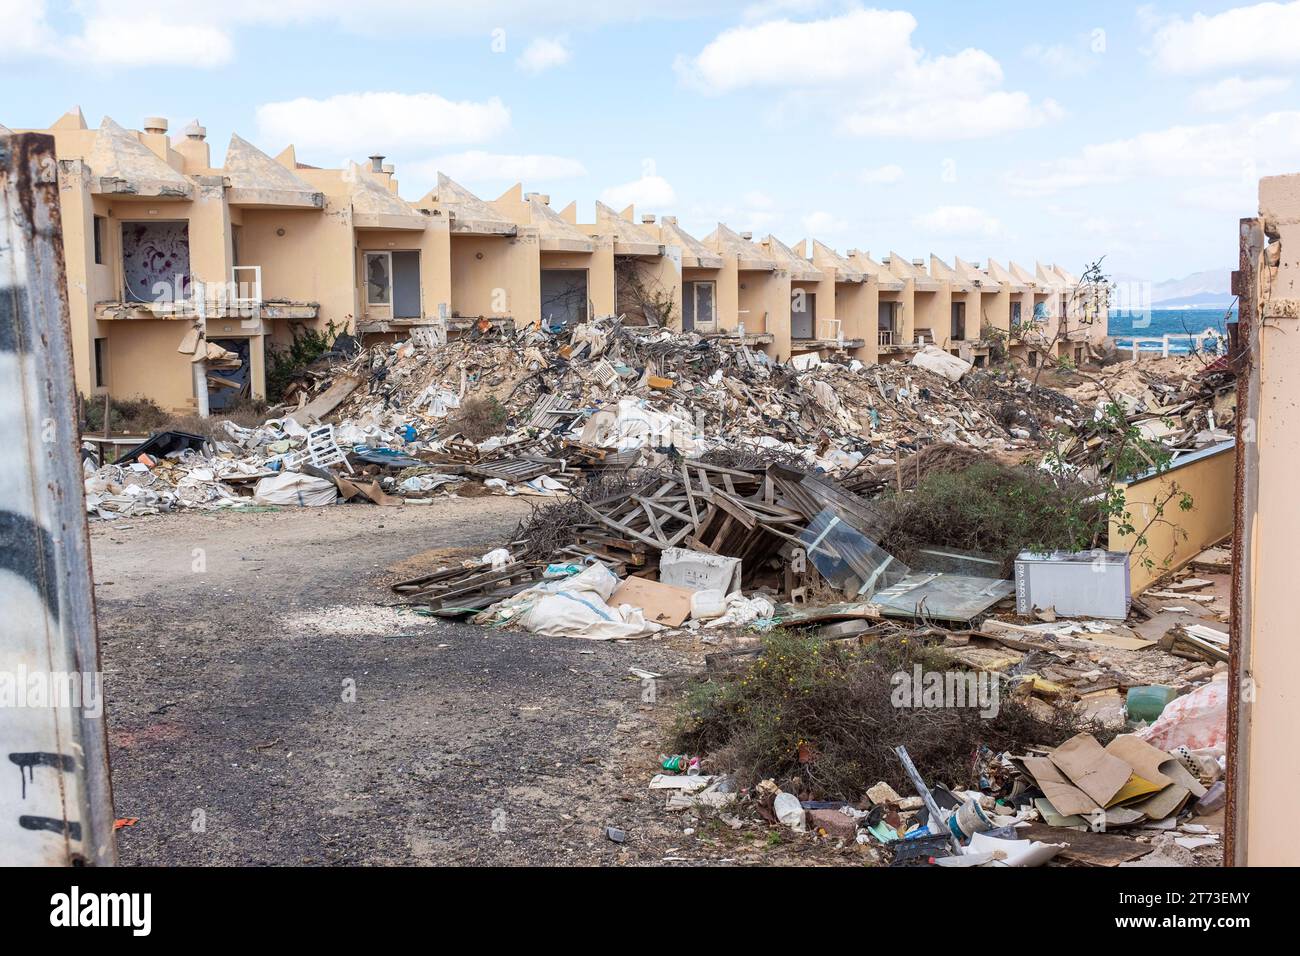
[91,498,859,866]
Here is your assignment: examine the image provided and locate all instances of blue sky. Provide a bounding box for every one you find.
[3,0,1300,283]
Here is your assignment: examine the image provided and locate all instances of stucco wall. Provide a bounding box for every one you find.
[1109,443,1236,593]
[104,321,195,409]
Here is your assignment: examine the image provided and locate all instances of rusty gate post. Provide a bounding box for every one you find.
[0,131,117,864]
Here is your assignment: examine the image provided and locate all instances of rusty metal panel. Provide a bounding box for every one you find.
[0,132,116,865]
[1226,216,1265,868]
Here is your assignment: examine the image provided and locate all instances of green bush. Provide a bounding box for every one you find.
[266,321,343,404]
[874,461,1103,576]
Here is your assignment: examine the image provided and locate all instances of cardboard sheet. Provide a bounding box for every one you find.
[1049,733,1136,808]
[1020,755,1100,817]
[611,576,696,627]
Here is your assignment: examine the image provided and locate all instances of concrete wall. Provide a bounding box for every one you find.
[449,233,539,321]
[1230,174,1300,866]
[1109,443,1236,593]
[104,321,195,409]
[738,269,792,359]
[237,204,357,339]
[836,280,876,363]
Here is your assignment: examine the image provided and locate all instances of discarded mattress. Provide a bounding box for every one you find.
[253,471,338,507]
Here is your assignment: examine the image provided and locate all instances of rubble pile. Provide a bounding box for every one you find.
[1052,354,1237,479]
[651,549,1233,868]
[84,317,1169,519]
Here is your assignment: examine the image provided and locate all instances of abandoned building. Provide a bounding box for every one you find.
[13,111,1109,412]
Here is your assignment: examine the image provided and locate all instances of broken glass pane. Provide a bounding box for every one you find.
[797,508,911,599]
[366,253,391,305]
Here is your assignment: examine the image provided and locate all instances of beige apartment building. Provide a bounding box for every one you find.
[11,112,1107,412]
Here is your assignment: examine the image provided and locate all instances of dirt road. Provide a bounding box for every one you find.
[91,498,832,866]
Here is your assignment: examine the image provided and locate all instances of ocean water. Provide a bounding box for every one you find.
[1108,307,1236,354]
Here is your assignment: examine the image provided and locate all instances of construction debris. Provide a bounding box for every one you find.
[85,316,1164,519]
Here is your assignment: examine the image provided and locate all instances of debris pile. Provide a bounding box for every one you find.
[649,540,1233,867]
[84,317,1173,519]
[1052,354,1237,479]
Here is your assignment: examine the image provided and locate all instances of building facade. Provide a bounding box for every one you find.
[10,112,1109,413]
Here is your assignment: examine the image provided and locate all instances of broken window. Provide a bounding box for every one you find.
[365,252,392,306]
[683,280,716,332]
[791,289,816,339]
[950,301,966,341]
[541,269,588,329]
[93,337,108,388]
[93,215,106,265]
[878,301,898,346]
[122,220,190,303]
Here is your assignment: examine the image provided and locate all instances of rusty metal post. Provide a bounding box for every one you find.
[0,132,116,864]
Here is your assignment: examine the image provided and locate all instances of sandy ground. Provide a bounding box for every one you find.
[91,498,858,866]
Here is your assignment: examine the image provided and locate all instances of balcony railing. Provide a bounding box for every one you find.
[878,329,895,346]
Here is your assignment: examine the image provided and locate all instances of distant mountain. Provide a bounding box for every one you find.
[1112,269,1232,310]
[1150,270,1231,306]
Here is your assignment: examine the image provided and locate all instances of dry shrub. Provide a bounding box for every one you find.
[673,629,1103,801]
[448,396,508,441]
[513,466,669,557]
[80,395,171,435]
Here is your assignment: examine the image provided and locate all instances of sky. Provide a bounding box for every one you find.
[3,0,1300,285]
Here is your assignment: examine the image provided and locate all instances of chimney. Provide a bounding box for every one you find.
[173,119,209,172]
[369,154,384,173]
[641,214,656,224]
[912,258,924,267]
[740,231,753,240]
[525,192,550,205]
[382,163,395,175]
[143,117,168,135]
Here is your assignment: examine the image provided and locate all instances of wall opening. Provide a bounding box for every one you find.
[683,280,716,332]
[792,289,816,339]
[540,268,588,329]
[207,337,251,411]
[93,336,108,389]
[122,220,190,303]
[878,301,899,345]
[951,301,966,341]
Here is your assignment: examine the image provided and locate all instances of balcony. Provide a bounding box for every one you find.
[95,266,318,323]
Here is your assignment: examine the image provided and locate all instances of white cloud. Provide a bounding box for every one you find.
[677,8,916,93]
[802,210,849,234]
[516,36,571,73]
[0,0,233,67]
[69,17,234,68]
[600,174,677,210]
[415,151,587,184]
[1006,111,1300,200]
[860,164,905,184]
[914,205,1003,238]
[255,92,510,156]
[1149,1,1300,74]
[676,7,1058,140]
[0,0,710,69]
[1190,76,1292,113]
[1023,40,1097,77]
[0,0,56,57]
